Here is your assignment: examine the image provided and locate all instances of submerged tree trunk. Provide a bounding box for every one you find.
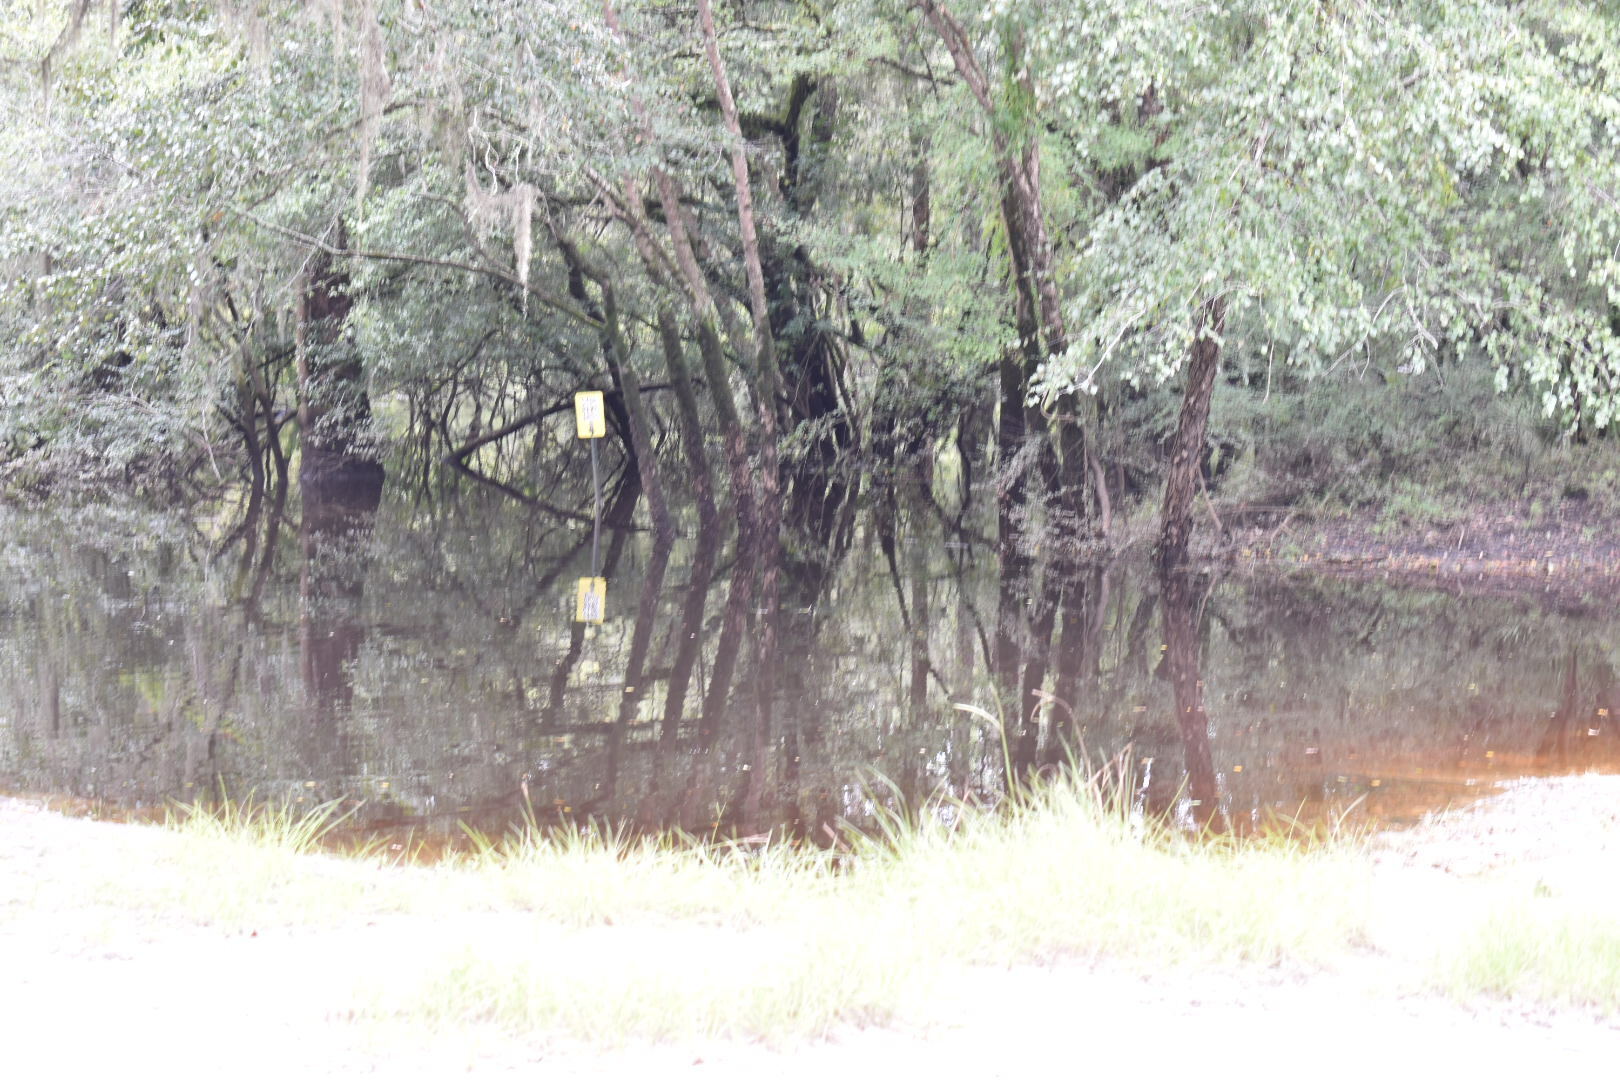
[1157,296,1226,570]
[1045,566,1105,766]
[587,540,674,817]
[699,525,756,750]
[739,526,780,833]
[542,479,640,729]
[696,0,786,828]
[1014,575,1058,774]
[660,520,720,744]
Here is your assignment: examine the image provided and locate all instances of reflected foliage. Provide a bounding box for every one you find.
[5,490,1620,843]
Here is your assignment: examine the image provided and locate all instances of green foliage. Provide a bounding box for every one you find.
[2,0,1618,513]
[1023,1,1620,437]
[1,0,358,485]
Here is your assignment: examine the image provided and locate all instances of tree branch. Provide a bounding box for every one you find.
[235,210,602,330]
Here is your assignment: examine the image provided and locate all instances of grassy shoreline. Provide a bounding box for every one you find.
[153,780,1371,1041]
[9,772,1620,1050]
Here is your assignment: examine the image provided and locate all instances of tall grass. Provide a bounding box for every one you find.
[168,794,363,855]
[346,773,1371,1042]
[123,771,1620,1043]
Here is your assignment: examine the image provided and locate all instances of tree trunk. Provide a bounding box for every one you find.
[600,282,673,542]
[920,0,1088,527]
[650,171,755,541]
[696,0,782,419]
[696,0,784,815]
[296,247,377,478]
[1157,296,1226,570]
[656,308,718,529]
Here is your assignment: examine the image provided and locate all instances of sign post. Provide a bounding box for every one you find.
[574,391,607,622]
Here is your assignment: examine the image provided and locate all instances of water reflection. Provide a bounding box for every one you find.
[1153,569,1225,833]
[5,490,1620,845]
[297,469,383,773]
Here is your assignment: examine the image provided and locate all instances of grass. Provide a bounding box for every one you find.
[155,776,1371,1042]
[1443,904,1620,1011]
[169,793,371,855]
[13,770,1620,1049]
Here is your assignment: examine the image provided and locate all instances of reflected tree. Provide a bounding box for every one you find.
[1156,567,1226,833]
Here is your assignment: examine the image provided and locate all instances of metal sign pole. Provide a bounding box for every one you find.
[574,390,609,625]
[590,435,601,578]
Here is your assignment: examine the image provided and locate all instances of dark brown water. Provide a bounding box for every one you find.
[4,487,1618,849]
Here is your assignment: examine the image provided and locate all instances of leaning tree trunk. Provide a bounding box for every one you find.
[1157,296,1226,570]
[656,308,718,530]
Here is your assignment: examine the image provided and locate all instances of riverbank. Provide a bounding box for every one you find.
[4,774,1619,1074]
[1217,496,1620,607]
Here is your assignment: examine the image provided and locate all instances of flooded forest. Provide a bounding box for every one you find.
[4,0,1620,845]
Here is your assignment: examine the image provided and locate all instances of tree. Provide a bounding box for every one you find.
[5,0,1617,579]
[1,0,365,491]
[1021,0,1620,565]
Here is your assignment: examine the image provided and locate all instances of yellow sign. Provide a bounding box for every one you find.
[574,391,606,439]
[575,577,607,623]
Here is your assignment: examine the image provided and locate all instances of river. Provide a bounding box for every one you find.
[3,479,1617,849]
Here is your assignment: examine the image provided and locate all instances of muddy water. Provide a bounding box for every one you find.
[2,488,1618,847]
